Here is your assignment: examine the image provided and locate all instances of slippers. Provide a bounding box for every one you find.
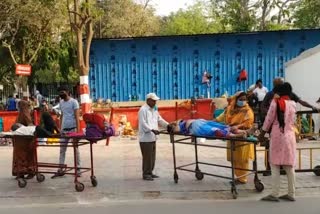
[279,194,296,201]
[261,194,280,202]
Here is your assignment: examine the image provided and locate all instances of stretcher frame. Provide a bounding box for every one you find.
[4,135,105,192]
[163,131,264,199]
[257,146,320,176]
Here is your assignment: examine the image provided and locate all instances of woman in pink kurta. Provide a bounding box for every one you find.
[259,82,296,202]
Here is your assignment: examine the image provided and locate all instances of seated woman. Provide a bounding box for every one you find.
[170,119,255,138]
[40,103,60,135]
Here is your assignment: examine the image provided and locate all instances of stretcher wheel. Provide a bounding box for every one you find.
[195,171,204,180]
[91,176,98,187]
[18,179,27,188]
[254,181,264,192]
[174,173,179,183]
[36,174,45,183]
[231,185,238,199]
[75,182,85,192]
[313,165,320,176]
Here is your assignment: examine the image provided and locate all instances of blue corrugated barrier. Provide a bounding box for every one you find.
[89,29,320,101]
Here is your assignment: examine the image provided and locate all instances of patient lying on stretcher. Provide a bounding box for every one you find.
[10,123,57,137]
[169,119,256,138]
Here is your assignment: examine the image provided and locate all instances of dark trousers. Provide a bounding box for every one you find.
[265,140,271,171]
[139,141,156,177]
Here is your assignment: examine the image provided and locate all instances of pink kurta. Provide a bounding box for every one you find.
[262,99,296,166]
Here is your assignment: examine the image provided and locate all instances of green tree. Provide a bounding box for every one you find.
[160,2,223,35]
[32,33,78,84]
[210,0,257,32]
[95,0,160,38]
[0,0,68,91]
[293,0,320,28]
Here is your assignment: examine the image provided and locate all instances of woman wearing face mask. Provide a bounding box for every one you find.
[216,91,255,184]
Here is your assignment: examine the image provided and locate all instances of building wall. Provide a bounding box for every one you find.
[285,45,320,133]
[89,29,320,101]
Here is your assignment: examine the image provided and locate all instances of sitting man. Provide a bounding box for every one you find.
[169,119,255,138]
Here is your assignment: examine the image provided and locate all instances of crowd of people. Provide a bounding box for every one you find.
[6,85,81,180]
[1,77,319,202]
[137,77,319,202]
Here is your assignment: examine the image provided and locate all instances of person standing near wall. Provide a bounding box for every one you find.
[259,82,296,202]
[52,85,81,178]
[253,79,268,127]
[138,93,171,181]
[7,95,16,111]
[260,77,318,176]
[15,95,21,112]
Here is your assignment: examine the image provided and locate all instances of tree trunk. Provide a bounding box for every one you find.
[73,0,94,114]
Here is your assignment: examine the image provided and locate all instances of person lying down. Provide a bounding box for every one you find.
[11,123,55,137]
[169,119,255,138]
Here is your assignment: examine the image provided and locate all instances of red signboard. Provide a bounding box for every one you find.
[15,64,31,76]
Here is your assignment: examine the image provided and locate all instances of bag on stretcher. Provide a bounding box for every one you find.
[83,113,115,138]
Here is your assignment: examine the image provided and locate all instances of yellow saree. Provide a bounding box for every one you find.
[216,96,254,183]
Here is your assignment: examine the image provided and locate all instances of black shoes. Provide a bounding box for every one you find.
[263,171,271,176]
[51,170,65,179]
[143,176,154,181]
[143,174,159,181]
[151,174,159,178]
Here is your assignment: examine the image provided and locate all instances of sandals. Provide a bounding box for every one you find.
[261,194,280,202]
[279,194,296,201]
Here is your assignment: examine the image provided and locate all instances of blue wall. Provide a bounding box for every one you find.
[89,29,320,101]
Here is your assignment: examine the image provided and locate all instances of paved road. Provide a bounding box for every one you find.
[1,197,320,214]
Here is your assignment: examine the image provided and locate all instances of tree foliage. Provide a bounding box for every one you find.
[0,0,68,88]
[293,0,320,28]
[32,33,78,84]
[95,0,160,38]
[160,2,223,35]
[212,0,257,32]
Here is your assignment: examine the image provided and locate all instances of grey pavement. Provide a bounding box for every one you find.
[0,135,320,207]
[1,198,320,214]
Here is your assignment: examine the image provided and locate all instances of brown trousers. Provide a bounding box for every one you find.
[139,141,156,177]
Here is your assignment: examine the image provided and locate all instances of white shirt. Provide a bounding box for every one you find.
[138,104,168,142]
[253,86,268,101]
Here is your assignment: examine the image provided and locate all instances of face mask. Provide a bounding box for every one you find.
[59,93,67,99]
[154,105,158,111]
[237,100,246,107]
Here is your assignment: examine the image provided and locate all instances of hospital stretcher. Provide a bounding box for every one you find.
[1,134,105,192]
[162,131,264,199]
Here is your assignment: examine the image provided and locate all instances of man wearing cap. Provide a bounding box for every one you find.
[138,93,170,181]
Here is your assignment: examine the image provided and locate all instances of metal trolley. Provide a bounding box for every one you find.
[164,132,264,199]
[9,135,104,192]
